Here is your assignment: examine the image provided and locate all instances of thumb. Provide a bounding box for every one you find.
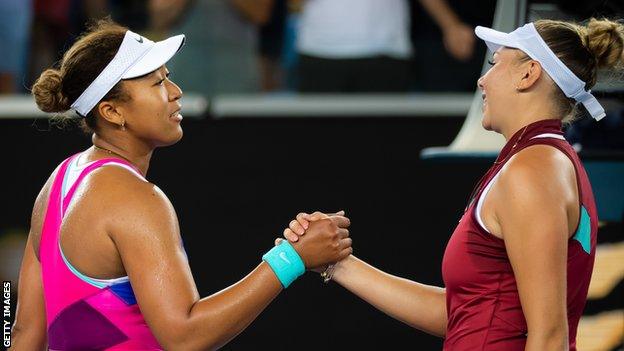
[274,238,284,246]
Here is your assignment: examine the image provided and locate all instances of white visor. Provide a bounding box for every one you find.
[70,30,185,117]
[475,23,606,121]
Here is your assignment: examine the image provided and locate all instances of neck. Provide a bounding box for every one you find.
[91,134,153,176]
[500,90,562,141]
[500,109,560,142]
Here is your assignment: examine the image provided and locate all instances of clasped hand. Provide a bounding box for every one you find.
[276,211,352,272]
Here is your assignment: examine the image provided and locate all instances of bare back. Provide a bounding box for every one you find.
[32,154,148,280]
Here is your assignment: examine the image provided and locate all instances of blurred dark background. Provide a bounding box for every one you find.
[1,0,623,349]
[1,115,477,350]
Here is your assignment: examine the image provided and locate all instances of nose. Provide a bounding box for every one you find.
[167,79,183,101]
[477,76,485,90]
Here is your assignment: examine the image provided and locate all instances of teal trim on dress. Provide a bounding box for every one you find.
[573,206,591,254]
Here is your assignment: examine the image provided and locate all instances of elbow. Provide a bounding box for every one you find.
[156,320,223,351]
[10,323,47,350]
[156,327,200,351]
[546,326,569,349]
[528,325,569,350]
[152,318,190,350]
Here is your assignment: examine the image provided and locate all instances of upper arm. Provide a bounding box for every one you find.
[494,146,574,334]
[103,172,199,345]
[12,234,47,350]
[12,171,55,349]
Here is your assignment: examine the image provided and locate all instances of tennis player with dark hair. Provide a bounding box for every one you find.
[12,19,352,350]
[285,18,623,350]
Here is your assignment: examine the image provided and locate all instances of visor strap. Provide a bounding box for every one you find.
[523,23,606,121]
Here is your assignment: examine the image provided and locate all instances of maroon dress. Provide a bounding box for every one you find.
[442,119,598,350]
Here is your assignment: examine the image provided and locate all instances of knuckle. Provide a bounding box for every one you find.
[320,218,332,227]
[327,220,338,231]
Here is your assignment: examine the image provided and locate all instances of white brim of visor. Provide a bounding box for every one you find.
[475,24,605,121]
[71,30,185,117]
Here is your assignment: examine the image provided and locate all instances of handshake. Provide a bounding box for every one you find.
[263,211,352,288]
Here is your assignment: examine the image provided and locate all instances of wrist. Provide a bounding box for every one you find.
[262,241,305,288]
[326,255,353,284]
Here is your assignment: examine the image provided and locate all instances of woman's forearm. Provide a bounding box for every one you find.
[332,255,447,337]
[418,0,462,31]
[173,262,282,350]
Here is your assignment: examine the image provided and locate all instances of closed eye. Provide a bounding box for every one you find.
[487,59,496,66]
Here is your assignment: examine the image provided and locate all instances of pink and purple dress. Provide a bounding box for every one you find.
[40,153,162,350]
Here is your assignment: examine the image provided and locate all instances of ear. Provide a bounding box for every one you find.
[516,60,542,91]
[96,100,125,127]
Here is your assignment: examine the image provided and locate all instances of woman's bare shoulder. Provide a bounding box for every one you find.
[84,165,179,235]
[496,144,577,205]
[502,144,575,185]
[31,163,63,258]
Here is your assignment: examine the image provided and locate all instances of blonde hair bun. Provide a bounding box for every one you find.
[585,18,624,69]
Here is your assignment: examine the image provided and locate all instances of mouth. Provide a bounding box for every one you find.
[170,108,183,122]
[482,93,487,104]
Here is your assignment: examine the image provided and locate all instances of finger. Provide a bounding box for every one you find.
[283,228,299,242]
[337,228,349,239]
[339,238,353,251]
[326,210,345,216]
[307,211,329,221]
[330,215,351,228]
[274,238,284,246]
[289,219,306,235]
[295,213,310,230]
[338,246,354,261]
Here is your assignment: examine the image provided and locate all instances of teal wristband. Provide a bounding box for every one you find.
[262,241,305,288]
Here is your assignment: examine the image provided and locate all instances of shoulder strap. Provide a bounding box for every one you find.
[39,154,81,258]
[61,158,146,216]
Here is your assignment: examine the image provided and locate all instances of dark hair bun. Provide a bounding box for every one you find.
[32,69,71,113]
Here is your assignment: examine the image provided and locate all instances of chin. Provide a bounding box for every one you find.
[156,129,184,147]
[168,129,184,145]
[481,114,493,131]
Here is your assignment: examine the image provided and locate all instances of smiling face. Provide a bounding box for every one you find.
[477,48,529,133]
[116,65,184,147]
